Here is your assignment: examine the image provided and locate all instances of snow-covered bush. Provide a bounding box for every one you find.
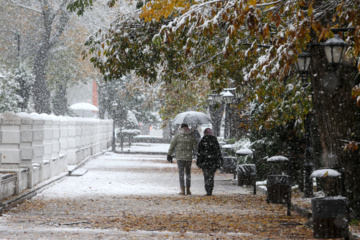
[232,138,252,165]
[121,129,141,136]
[0,67,23,113]
[14,64,35,111]
[124,110,139,129]
[117,129,141,147]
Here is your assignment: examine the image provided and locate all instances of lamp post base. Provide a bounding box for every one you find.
[112,120,116,152]
[303,164,314,198]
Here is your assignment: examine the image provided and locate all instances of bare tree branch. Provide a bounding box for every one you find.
[8,0,41,13]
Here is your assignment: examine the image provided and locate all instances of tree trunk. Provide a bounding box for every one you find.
[52,84,67,116]
[33,44,51,114]
[31,0,69,114]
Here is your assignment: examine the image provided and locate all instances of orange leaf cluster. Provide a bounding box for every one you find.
[140,0,191,22]
[344,141,360,152]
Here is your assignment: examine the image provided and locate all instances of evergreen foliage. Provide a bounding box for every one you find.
[14,64,35,112]
[0,67,23,113]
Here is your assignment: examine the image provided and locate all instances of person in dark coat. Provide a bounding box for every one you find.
[196,128,222,196]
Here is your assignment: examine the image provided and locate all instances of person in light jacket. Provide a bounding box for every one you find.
[196,128,222,196]
[167,123,197,195]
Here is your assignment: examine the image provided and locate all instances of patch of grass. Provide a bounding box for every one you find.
[350,218,360,226]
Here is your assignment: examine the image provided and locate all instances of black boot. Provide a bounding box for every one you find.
[205,186,212,196]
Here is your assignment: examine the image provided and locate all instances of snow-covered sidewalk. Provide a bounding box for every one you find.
[35,152,246,198]
[0,152,252,239]
[119,142,170,154]
[0,152,316,239]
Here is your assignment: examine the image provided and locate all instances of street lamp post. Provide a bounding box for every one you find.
[295,34,349,198]
[206,93,222,137]
[222,90,234,139]
[296,51,314,198]
[323,35,348,68]
[295,51,311,79]
[119,107,125,153]
[207,88,240,139]
[111,102,118,152]
[206,94,215,107]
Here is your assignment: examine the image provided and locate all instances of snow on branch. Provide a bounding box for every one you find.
[160,0,233,33]
[256,0,283,7]
[8,0,41,13]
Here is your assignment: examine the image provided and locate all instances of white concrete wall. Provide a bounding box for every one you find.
[0,112,112,197]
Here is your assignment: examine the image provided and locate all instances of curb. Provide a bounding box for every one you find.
[1,150,107,214]
[1,172,68,213]
[68,150,106,175]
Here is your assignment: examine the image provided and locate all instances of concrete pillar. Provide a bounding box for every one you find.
[17,113,34,188]
[66,117,76,165]
[0,112,21,169]
[59,116,68,155]
[30,113,45,185]
[51,118,61,175]
[41,114,53,161]
[51,118,60,159]
[81,120,90,158]
[75,118,83,163]
[39,114,53,181]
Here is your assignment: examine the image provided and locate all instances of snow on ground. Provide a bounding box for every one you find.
[120,142,170,153]
[37,151,247,200]
[37,153,179,199]
[0,148,322,239]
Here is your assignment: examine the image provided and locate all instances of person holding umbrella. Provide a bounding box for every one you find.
[190,125,201,145]
[196,128,222,196]
[167,123,197,195]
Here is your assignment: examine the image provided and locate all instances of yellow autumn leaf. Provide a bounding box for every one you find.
[140,0,191,22]
[308,3,313,17]
[248,0,257,6]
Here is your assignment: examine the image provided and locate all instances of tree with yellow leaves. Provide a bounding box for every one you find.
[70,0,360,217]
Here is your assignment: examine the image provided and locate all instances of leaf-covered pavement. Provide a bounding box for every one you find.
[0,153,320,239]
[2,194,316,239]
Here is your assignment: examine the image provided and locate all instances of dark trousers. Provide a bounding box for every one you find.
[202,168,217,195]
[177,160,192,188]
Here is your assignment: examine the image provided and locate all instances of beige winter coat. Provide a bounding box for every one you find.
[168,127,197,161]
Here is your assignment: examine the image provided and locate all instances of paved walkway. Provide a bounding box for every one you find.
[36,152,247,198]
[0,152,258,239]
[2,143,360,239]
